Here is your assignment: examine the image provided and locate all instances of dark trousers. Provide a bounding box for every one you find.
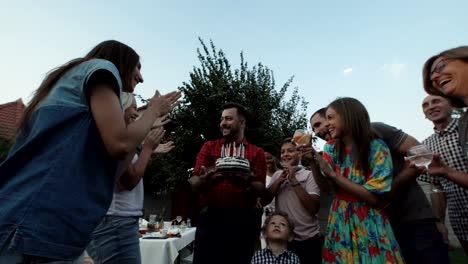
[193,207,257,264]
[289,235,323,264]
[393,219,449,264]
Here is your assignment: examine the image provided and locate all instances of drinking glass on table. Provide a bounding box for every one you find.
[148,214,158,232]
[176,215,183,227]
[292,129,312,168]
[406,145,444,193]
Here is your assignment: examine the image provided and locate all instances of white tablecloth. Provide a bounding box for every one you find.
[140,228,196,264]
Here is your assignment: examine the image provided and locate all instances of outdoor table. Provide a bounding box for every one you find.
[140,227,196,264]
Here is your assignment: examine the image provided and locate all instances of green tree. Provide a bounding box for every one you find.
[144,38,308,193]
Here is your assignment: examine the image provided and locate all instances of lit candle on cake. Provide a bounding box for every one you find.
[221,145,225,157]
[233,144,237,158]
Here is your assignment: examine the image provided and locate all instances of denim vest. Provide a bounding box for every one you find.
[0,59,122,259]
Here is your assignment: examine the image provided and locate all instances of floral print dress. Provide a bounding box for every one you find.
[322,139,404,264]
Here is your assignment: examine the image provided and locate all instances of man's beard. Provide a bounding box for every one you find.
[222,127,238,141]
[317,131,331,141]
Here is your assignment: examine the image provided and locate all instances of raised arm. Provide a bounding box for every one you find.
[119,127,165,191]
[89,84,180,159]
[317,143,392,206]
[288,169,320,215]
[264,171,288,205]
[388,135,422,191]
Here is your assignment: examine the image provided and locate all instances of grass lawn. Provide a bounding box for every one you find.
[449,247,467,263]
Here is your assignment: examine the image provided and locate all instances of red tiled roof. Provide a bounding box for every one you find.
[0,99,25,140]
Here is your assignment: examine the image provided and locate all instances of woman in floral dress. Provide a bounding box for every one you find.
[313,97,404,264]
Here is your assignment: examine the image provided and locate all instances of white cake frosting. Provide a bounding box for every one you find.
[215,143,250,172]
[215,156,250,171]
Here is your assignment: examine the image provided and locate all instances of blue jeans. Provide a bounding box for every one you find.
[0,248,84,264]
[87,215,141,264]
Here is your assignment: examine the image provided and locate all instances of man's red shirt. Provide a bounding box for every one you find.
[193,138,266,208]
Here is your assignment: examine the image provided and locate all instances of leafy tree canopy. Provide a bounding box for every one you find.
[143,38,308,193]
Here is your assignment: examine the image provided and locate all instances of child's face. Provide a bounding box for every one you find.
[265,215,291,242]
[280,142,300,167]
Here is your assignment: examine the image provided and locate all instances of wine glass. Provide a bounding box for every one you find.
[149,214,157,223]
[406,145,443,193]
[176,215,183,227]
[292,129,312,168]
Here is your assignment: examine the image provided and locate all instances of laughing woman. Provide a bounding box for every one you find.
[421,46,468,189]
[314,97,404,264]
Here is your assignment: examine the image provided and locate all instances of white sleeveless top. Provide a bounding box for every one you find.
[107,154,144,216]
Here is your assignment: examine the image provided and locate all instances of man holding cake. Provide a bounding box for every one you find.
[189,102,267,264]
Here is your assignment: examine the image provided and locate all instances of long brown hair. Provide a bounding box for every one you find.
[422,46,468,108]
[19,40,140,133]
[327,97,375,176]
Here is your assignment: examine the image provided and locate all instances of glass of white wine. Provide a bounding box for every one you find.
[406,145,443,193]
[292,129,312,168]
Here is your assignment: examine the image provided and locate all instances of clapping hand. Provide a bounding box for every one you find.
[309,147,335,179]
[286,164,307,187]
[153,141,175,154]
[152,114,171,129]
[147,90,182,118]
[143,127,165,151]
[275,169,289,186]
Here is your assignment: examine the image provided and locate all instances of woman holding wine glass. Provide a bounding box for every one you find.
[292,129,313,168]
[313,97,403,264]
[422,46,468,189]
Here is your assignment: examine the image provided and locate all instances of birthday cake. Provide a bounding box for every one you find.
[215,143,250,173]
